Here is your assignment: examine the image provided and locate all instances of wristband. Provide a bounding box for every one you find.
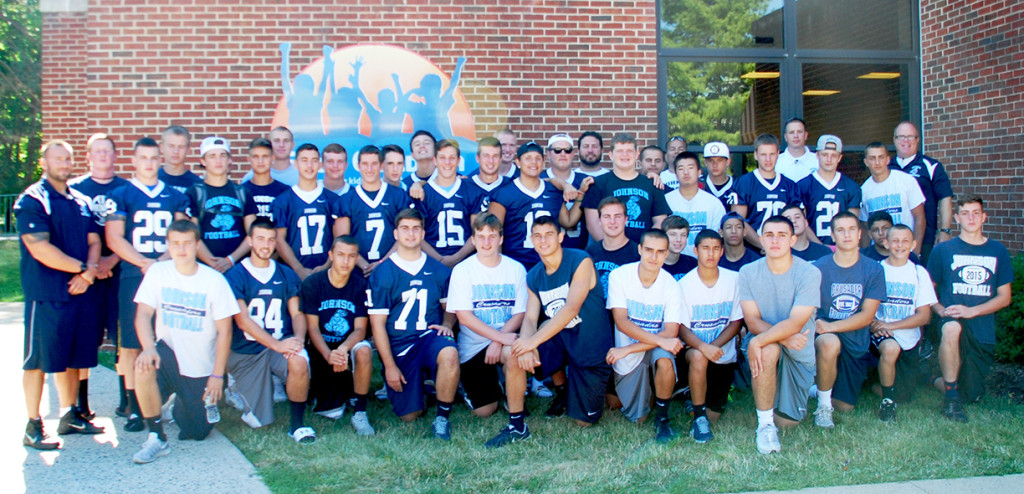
[227,255,235,265]
[210,374,224,379]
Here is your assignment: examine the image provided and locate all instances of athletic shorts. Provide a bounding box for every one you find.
[229,347,310,427]
[117,275,144,349]
[387,332,456,417]
[870,336,925,402]
[23,295,98,372]
[832,344,872,407]
[94,275,119,346]
[154,340,214,441]
[745,345,814,422]
[613,348,676,423]
[704,361,737,414]
[942,317,993,402]
[460,349,502,411]
[308,340,369,413]
[536,330,612,424]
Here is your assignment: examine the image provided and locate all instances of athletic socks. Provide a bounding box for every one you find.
[509,411,525,433]
[128,390,141,417]
[817,387,833,410]
[145,417,166,442]
[437,400,453,420]
[756,408,774,429]
[944,380,960,401]
[118,375,128,411]
[553,383,567,398]
[654,398,670,420]
[692,403,707,419]
[78,378,90,413]
[59,406,72,417]
[289,400,306,433]
[882,385,895,401]
[353,393,368,413]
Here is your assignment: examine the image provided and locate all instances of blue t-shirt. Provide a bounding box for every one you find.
[719,248,762,272]
[225,260,302,354]
[186,182,259,257]
[159,168,202,195]
[300,269,368,347]
[927,237,1014,345]
[271,186,343,270]
[732,170,798,234]
[69,174,129,255]
[490,178,565,270]
[367,253,452,352]
[585,240,640,300]
[813,254,887,355]
[543,169,589,251]
[107,179,192,279]
[15,179,97,302]
[413,178,485,257]
[795,172,862,244]
[582,172,671,243]
[339,183,410,263]
[242,180,291,222]
[664,255,698,281]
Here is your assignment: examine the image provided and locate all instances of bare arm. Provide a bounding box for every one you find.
[936,197,952,243]
[943,283,1012,320]
[911,204,926,255]
[558,203,582,230]
[275,227,311,279]
[511,258,596,356]
[816,299,881,334]
[370,313,405,392]
[204,316,234,403]
[611,308,683,353]
[584,208,603,241]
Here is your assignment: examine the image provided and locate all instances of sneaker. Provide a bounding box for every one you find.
[375,385,389,401]
[755,424,781,455]
[75,405,96,422]
[161,398,175,424]
[813,406,835,429]
[879,399,897,423]
[240,411,263,428]
[124,414,145,432]
[484,424,530,448]
[690,416,713,444]
[655,418,675,443]
[530,378,554,398]
[545,394,567,418]
[57,410,104,435]
[351,411,375,436]
[23,419,59,450]
[114,405,129,418]
[132,432,170,464]
[314,404,346,420]
[432,416,451,441]
[224,388,245,411]
[942,399,968,423]
[289,426,317,444]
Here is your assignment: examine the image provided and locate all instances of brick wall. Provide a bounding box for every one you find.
[921,0,1024,251]
[41,1,658,177]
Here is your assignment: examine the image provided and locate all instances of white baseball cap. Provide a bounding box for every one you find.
[199,136,231,157]
[703,142,730,158]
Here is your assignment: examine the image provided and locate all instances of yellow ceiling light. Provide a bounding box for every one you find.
[740,71,780,79]
[857,72,902,79]
[803,90,840,96]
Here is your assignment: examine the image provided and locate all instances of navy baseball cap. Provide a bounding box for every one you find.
[517,141,544,158]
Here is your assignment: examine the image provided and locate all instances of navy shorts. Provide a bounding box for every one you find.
[155,341,214,440]
[117,275,143,349]
[94,274,119,346]
[833,346,872,407]
[387,332,457,417]
[537,330,612,424]
[23,295,98,372]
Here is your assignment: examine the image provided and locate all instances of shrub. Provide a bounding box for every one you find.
[995,252,1024,364]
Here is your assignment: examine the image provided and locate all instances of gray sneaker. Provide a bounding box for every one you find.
[814,406,835,429]
[351,411,375,436]
[755,424,781,455]
[133,432,170,464]
[432,416,451,441]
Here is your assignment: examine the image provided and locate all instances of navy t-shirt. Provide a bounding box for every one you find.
[586,240,640,300]
[927,237,1014,345]
[301,269,368,348]
[187,182,258,257]
[159,168,202,195]
[663,255,698,281]
[719,248,762,272]
[813,255,887,355]
[242,180,290,222]
[225,260,302,354]
[69,174,129,255]
[543,169,589,251]
[582,172,671,244]
[793,242,833,262]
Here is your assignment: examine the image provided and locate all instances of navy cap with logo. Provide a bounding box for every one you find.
[517,141,544,158]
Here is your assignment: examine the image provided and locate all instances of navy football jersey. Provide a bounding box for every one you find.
[271,185,343,270]
[489,178,565,269]
[225,259,302,354]
[69,174,129,254]
[159,168,202,195]
[543,169,589,250]
[367,253,452,352]
[107,179,191,279]
[242,179,291,222]
[702,175,737,211]
[464,174,511,212]
[339,183,410,263]
[732,170,798,234]
[795,172,862,244]
[414,178,485,257]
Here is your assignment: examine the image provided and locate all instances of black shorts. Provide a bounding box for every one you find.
[537,331,612,424]
[94,274,120,346]
[869,336,927,402]
[308,343,355,412]
[460,349,501,410]
[23,296,98,372]
[833,345,872,407]
[118,275,144,349]
[946,318,994,402]
[704,361,737,414]
[155,341,214,440]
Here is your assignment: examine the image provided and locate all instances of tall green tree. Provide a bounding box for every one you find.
[0,0,42,195]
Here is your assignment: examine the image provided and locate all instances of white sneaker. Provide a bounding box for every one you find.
[374,385,389,401]
[225,388,246,411]
[289,426,316,444]
[133,432,170,464]
[814,406,835,429]
[755,424,781,455]
[240,411,263,429]
[530,378,554,398]
[351,411,375,436]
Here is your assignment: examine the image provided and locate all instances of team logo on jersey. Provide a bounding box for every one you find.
[626,196,641,221]
[211,213,234,231]
[959,266,990,285]
[88,196,116,225]
[271,43,479,179]
[324,311,351,342]
[832,294,860,313]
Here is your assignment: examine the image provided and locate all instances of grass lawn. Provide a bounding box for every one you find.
[217,372,1024,493]
[0,239,23,302]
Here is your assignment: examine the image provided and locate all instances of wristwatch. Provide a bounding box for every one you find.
[79,261,88,273]
[940,228,954,234]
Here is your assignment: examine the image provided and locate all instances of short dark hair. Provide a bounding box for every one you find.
[472,211,503,236]
[162,125,191,143]
[694,229,724,248]
[295,143,319,157]
[783,117,807,133]
[531,214,562,234]
[248,137,272,152]
[661,215,690,232]
[167,219,200,240]
[382,144,405,160]
[248,219,276,235]
[395,208,425,228]
[864,141,888,154]
[611,133,636,149]
[134,137,159,150]
[762,215,794,234]
[410,130,436,147]
[957,193,985,212]
[829,211,860,231]
[673,151,700,170]
[436,138,460,158]
[359,145,382,162]
[269,126,292,138]
[477,137,500,153]
[597,196,626,215]
[323,143,347,156]
[640,228,669,246]
[331,235,359,250]
[866,211,894,228]
[578,131,603,149]
[780,202,806,217]
[639,145,664,160]
[88,133,117,153]
[753,134,780,151]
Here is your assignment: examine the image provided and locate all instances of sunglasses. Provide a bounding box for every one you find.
[550,148,573,154]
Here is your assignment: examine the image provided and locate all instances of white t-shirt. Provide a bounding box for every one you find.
[446,254,528,363]
[678,268,743,364]
[134,261,240,377]
[775,147,816,183]
[606,263,683,375]
[877,259,937,350]
[860,169,926,230]
[665,188,727,258]
[659,169,680,190]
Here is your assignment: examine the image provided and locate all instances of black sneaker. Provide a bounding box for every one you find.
[484,424,531,449]
[655,417,675,443]
[23,419,60,450]
[942,399,968,423]
[124,414,145,432]
[75,405,96,422]
[545,394,567,418]
[879,399,897,423]
[114,405,129,418]
[57,410,104,435]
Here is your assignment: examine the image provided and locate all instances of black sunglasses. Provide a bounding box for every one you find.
[550,148,573,154]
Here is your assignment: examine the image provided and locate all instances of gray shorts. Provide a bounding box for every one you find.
[613,348,677,423]
[775,347,815,421]
[228,347,309,427]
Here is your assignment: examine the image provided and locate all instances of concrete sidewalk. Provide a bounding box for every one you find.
[0,303,271,494]
[742,473,1024,493]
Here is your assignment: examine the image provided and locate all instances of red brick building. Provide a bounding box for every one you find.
[39,0,1023,250]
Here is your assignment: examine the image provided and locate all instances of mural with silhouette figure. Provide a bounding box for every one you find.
[272,43,478,184]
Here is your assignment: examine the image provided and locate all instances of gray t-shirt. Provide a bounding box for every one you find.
[738,257,821,365]
[813,255,887,356]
